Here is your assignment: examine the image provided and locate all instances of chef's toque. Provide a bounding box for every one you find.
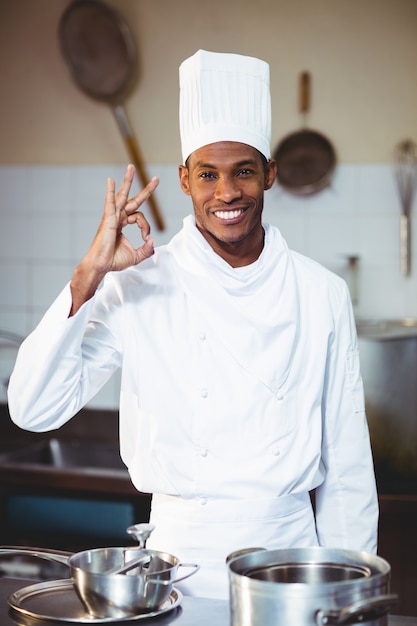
[179,49,271,164]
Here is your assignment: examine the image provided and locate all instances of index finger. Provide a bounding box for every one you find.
[125,176,160,216]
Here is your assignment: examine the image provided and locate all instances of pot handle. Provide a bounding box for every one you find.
[315,594,399,625]
[146,562,200,585]
[0,545,71,566]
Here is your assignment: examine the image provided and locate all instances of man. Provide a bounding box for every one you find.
[8,50,378,599]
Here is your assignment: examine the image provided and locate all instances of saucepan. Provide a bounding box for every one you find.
[0,523,199,619]
[227,547,398,626]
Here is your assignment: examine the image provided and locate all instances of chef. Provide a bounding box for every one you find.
[8,50,378,600]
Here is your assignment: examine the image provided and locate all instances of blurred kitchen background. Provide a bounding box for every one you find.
[1,0,417,408]
[0,0,417,615]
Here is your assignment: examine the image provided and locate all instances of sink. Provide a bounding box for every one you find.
[0,437,145,497]
[0,438,126,471]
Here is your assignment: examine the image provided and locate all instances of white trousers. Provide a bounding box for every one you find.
[146,492,319,600]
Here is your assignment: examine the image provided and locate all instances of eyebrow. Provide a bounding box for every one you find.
[195,158,259,169]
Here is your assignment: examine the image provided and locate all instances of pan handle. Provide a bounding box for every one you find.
[0,545,71,566]
[145,562,200,585]
[299,71,310,115]
[315,593,399,625]
[112,105,165,231]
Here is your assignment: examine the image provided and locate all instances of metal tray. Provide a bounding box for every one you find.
[8,579,182,623]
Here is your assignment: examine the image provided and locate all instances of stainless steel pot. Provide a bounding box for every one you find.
[0,542,199,619]
[357,318,417,490]
[227,547,397,626]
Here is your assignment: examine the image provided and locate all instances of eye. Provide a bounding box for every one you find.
[198,171,217,180]
[237,168,254,177]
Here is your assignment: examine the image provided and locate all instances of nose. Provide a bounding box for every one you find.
[214,175,242,203]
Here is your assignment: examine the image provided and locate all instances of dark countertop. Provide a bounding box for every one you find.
[1,577,416,626]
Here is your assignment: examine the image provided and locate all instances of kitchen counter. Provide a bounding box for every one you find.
[1,577,416,626]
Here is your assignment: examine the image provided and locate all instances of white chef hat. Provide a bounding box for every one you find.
[179,49,271,164]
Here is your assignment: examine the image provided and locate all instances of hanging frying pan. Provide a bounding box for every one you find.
[58,0,165,230]
[273,71,336,196]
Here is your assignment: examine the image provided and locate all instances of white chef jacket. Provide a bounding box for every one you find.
[8,217,378,599]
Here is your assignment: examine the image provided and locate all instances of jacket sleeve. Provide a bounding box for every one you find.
[314,281,379,554]
[8,282,122,432]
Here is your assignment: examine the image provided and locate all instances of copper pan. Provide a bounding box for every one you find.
[273,72,336,196]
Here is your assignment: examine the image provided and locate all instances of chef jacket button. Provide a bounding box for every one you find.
[200,388,208,398]
[200,448,208,457]
[199,332,206,341]
[198,497,207,505]
[271,448,280,456]
[276,394,284,401]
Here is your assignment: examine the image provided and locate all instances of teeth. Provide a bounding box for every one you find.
[214,210,243,220]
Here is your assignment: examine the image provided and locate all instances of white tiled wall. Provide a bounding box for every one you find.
[1,163,416,408]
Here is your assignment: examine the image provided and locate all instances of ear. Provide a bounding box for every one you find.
[179,165,191,195]
[264,159,277,191]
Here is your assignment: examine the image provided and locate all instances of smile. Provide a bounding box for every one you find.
[213,209,244,220]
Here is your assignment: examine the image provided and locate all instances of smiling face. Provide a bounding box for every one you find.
[179,142,277,267]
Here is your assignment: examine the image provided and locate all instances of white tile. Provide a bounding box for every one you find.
[332,164,358,201]
[0,211,30,260]
[31,262,73,309]
[404,277,417,317]
[31,213,72,260]
[0,311,28,338]
[357,165,399,216]
[0,263,28,307]
[357,213,401,267]
[305,214,358,266]
[29,167,74,214]
[0,167,29,215]
[266,181,309,213]
[357,265,406,318]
